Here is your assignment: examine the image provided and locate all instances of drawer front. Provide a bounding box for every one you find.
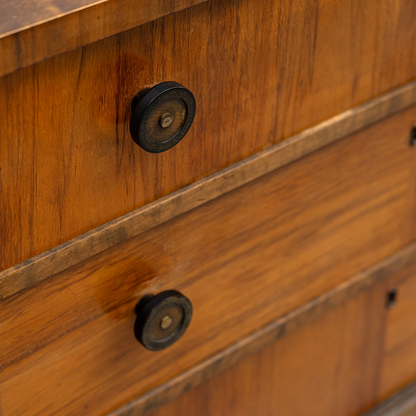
[146,280,388,416]
[144,260,416,416]
[1,106,416,415]
[1,0,416,271]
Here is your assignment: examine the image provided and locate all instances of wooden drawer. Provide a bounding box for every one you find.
[2,0,416,272]
[139,243,416,416]
[1,105,416,415]
[147,278,389,416]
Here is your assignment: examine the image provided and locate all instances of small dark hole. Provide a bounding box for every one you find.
[410,123,416,146]
[386,288,397,308]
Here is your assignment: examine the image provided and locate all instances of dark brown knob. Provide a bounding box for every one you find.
[411,122,416,146]
[134,290,193,351]
[130,82,196,153]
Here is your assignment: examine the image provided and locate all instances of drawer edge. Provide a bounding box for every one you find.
[0,0,208,77]
[361,382,416,416]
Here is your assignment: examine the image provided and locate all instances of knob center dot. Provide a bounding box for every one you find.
[160,315,173,329]
[159,112,174,128]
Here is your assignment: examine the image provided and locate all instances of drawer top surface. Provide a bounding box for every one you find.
[0,0,207,77]
[0,0,106,36]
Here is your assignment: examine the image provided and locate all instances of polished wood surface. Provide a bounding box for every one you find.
[147,281,388,416]
[0,0,207,77]
[2,0,416,272]
[2,81,416,299]
[1,107,416,415]
[109,241,416,416]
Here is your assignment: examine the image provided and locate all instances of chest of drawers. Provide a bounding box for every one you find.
[1,0,416,415]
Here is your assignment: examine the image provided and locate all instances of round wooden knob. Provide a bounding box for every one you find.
[134,290,193,351]
[130,82,196,153]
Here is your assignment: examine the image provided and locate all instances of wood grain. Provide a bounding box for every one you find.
[135,280,388,416]
[0,0,207,77]
[108,243,416,416]
[113,257,416,416]
[2,0,416,272]
[1,108,416,415]
[2,83,416,300]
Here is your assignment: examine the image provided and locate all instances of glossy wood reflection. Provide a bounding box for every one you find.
[2,0,416,270]
[1,107,416,415]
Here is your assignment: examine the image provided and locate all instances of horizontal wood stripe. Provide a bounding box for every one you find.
[105,241,416,416]
[1,80,416,300]
[0,0,207,77]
